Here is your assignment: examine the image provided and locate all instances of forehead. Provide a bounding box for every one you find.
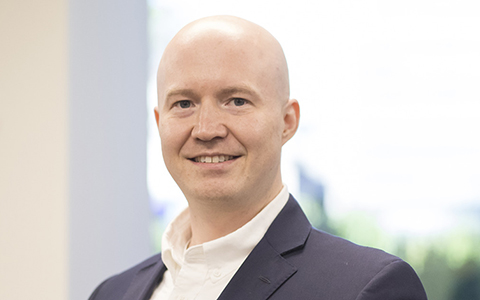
[158,34,272,96]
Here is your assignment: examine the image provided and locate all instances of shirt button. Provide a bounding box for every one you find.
[213,268,222,277]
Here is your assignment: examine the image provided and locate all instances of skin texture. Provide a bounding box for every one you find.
[155,16,300,246]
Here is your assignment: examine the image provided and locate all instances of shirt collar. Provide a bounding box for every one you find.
[161,185,290,282]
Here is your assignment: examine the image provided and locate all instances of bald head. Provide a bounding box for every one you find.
[157,16,290,105]
[154,16,300,216]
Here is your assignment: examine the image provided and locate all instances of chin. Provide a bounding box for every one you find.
[185,185,241,203]
[198,190,236,202]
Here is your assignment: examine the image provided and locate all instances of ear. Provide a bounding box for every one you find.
[282,99,300,145]
[154,106,160,127]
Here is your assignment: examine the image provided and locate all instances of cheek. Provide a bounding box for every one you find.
[239,114,284,154]
[257,113,284,140]
[159,119,190,155]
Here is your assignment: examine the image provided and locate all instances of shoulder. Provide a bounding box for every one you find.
[261,195,427,299]
[88,253,163,300]
[281,228,427,299]
[305,228,398,268]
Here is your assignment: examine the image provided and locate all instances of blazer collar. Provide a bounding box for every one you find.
[218,195,312,300]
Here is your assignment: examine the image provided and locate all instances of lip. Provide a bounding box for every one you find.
[195,155,237,163]
[187,152,240,160]
[187,154,241,169]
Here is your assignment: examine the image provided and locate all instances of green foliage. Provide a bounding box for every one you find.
[323,210,480,300]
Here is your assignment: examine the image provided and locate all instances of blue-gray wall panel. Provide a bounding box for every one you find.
[68,1,151,299]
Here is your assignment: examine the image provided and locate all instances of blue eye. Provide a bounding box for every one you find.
[233,98,246,106]
[177,100,191,108]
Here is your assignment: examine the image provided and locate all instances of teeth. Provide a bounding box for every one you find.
[195,155,234,163]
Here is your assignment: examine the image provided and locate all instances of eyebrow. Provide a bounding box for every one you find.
[215,86,260,99]
[165,86,260,101]
[165,89,198,100]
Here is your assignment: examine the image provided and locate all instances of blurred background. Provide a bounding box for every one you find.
[1,1,479,299]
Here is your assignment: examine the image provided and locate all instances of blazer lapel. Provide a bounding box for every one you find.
[218,195,312,300]
[217,240,297,300]
[121,259,166,300]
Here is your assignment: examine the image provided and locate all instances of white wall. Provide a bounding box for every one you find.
[0,1,69,299]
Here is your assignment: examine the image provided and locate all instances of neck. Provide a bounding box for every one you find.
[186,185,283,247]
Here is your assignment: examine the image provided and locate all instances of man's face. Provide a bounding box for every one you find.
[155,30,293,205]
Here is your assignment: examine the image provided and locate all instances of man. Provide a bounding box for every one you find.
[89,16,427,300]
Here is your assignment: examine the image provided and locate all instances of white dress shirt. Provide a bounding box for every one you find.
[149,186,289,300]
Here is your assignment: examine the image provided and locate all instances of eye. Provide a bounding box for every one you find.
[175,100,192,109]
[232,98,247,106]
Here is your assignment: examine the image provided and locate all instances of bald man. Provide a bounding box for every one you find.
[89,16,427,300]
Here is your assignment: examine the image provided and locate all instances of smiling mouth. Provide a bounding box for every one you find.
[191,155,238,163]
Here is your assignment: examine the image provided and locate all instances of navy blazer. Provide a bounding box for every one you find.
[89,195,427,300]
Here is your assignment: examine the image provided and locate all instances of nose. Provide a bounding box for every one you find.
[191,101,228,141]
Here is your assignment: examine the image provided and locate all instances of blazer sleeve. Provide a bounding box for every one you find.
[356,259,428,300]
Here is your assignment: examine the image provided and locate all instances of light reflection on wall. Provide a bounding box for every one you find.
[147,2,480,299]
